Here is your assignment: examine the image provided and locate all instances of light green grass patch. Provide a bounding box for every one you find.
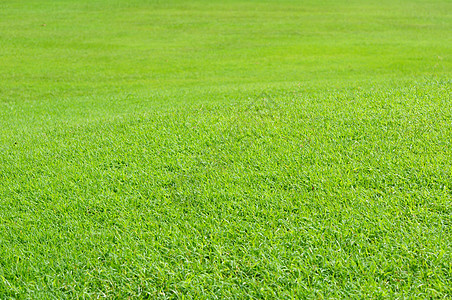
[0,0,451,298]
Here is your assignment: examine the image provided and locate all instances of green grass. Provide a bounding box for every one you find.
[0,0,451,298]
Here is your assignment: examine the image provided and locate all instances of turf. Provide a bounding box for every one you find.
[0,0,451,298]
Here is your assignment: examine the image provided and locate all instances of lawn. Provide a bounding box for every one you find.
[0,0,451,298]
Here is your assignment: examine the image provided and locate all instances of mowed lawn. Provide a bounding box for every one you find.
[0,0,451,298]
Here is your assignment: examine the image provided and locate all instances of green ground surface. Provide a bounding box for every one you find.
[0,0,451,298]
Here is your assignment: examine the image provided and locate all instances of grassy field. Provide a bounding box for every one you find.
[0,0,451,298]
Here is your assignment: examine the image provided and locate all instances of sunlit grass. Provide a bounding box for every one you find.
[0,0,451,298]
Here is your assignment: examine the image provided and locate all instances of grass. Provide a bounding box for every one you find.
[0,0,451,298]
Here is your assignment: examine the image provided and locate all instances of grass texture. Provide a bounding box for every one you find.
[0,0,451,298]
